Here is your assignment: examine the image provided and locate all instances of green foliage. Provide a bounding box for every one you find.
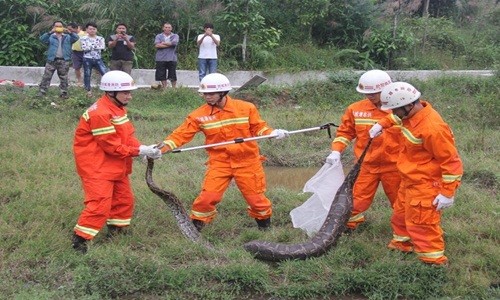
[332,49,377,69]
[264,44,334,71]
[404,17,466,54]
[218,0,282,68]
[362,26,416,69]
[0,0,47,22]
[0,22,38,66]
[391,14,500,70]
[0,1,498,70]
[313,0,376,47]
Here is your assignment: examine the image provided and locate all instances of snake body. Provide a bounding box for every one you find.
[145,158,214,249]
[243,140,372,261]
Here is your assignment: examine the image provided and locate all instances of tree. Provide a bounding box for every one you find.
[218,0,281,67]
[313,0,375,47]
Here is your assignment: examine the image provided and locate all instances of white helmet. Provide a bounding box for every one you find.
[356,70,392,94]
[100,70,137,91]
[198,73,232,93]
[380,82,421,110]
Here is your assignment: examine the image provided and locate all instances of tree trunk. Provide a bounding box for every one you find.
[242,32,247,63]
[389,4,400,69]
[242,0,249,63]
[422,0,430,50]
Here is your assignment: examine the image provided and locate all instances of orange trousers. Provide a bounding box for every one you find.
[347,167,400,229]
[389,181,448,265]
[74,176,134,240]
[190,161,272,223]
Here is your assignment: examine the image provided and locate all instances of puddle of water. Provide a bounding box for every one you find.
[265,166,321,191]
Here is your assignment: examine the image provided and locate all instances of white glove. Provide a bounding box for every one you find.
[271,129,290,140]
[432,194,454,211]
[139,144,162,159]
[326,151,341,166]
[369,123,383,138]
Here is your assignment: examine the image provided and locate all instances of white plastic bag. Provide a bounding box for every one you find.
[290,162,345,237]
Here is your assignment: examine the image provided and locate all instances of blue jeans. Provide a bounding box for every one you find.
[198,58,218,81]
[83,58,108,91]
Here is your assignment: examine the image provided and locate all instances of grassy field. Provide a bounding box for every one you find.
[0,74,498,299]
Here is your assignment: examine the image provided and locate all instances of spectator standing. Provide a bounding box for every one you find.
[67,23,86,86]
[369,82,463,265]
[154,23,179,88]
[197,23,220,81]
[71,71,162,253]
[107,23,135,74]
[80,22,108,97]
[37,21,79,99]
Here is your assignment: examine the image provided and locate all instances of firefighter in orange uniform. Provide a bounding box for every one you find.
[369,82,463,265]
[158,73,289,231]
[72,70,162,253]
[326,70,400,231]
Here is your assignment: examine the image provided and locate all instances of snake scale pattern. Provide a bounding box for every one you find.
[145,158,214,249]
[145,140,371,261]
[243,140,372,261]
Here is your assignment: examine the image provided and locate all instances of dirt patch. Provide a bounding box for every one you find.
[463,170,498,189]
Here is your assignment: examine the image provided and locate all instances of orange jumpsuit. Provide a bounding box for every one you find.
[73,94,141,240]
[332,99,401,229]
[162,96,275,223]
[379,101,463,265]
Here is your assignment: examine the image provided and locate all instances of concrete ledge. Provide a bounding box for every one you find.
[0,66,494,89]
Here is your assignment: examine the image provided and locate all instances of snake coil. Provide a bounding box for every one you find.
[243,140,372,261]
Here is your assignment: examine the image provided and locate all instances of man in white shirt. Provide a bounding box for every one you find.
[197,23,220,81]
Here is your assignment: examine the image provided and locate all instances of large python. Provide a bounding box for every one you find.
[145,157,214,249]
[145,140,371,260]
[243,140,372,261]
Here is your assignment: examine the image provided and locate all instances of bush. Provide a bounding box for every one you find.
[0,22,38,66]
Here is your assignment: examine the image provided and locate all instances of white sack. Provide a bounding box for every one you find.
[290,163,345,237]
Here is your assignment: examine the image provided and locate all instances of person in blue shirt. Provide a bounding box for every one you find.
[37,21,79,99]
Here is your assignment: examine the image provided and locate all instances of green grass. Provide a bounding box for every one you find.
[0,76,498,299]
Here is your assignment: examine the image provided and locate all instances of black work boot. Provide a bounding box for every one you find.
[72,234,88,254]
[106,225,124,238]
[256,218,271,231]
[192,219,206,232]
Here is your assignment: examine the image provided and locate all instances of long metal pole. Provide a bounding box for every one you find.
[170,123,337,153]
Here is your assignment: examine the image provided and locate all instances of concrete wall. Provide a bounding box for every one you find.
[0,66,494,89]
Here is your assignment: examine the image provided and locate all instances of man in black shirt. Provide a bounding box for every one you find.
[107,23,135,74]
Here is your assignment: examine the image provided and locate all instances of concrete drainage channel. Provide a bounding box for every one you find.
[0,66,494,89]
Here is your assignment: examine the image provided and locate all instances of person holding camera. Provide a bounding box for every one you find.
[197,23,220,81]
[107,23,135,75]
[37,21,79,99]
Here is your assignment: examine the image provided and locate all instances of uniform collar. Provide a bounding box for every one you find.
[205,95,235,114]
[362,98,381,110]
[407,100,431,127]
[103,94,126,110]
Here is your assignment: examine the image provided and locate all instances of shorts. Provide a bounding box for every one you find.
[155,61,177,81]
[72,51,84,69]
